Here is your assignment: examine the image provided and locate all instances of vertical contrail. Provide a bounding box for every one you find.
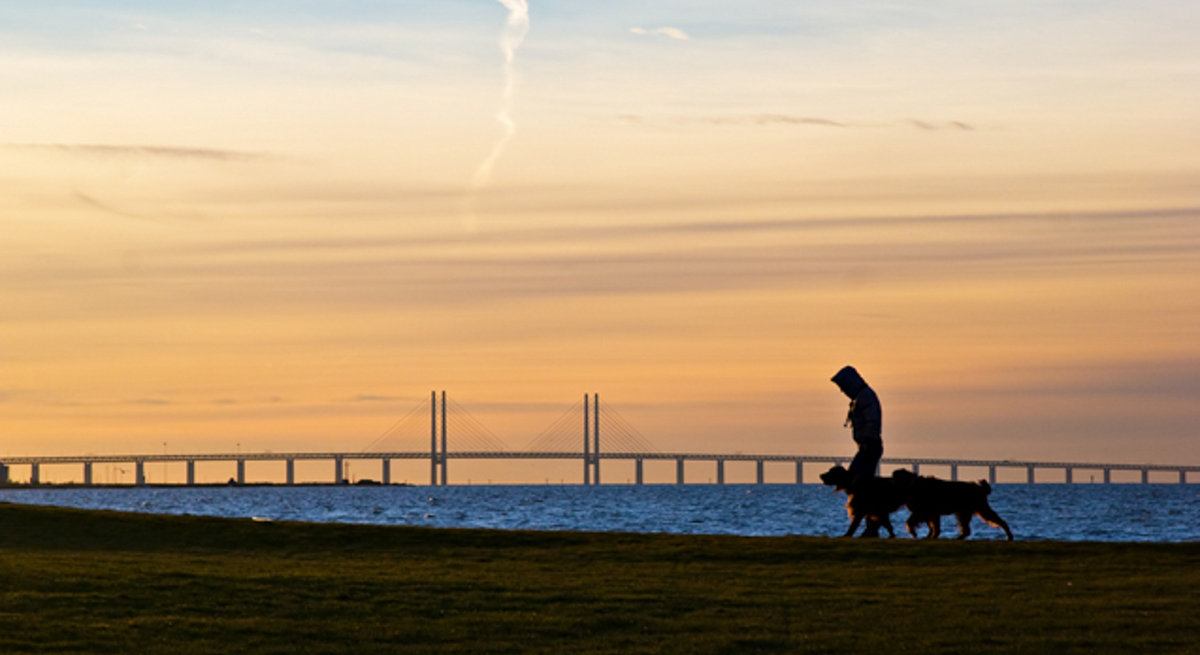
[468,0,530,207]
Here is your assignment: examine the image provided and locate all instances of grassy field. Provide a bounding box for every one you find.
[0,503,1196,654]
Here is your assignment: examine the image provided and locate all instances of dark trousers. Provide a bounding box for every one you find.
[849,440,883,483]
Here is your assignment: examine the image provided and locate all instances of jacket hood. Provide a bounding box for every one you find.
[831,366,867,398]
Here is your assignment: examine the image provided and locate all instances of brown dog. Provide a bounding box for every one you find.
[892,469,1014,541]
[820,465,905,538]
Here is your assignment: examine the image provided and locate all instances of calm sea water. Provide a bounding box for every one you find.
[1,484,1196,542]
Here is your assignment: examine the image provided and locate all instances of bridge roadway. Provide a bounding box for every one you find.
[0,451,1195,486]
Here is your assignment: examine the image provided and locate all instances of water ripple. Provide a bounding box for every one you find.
[0,484,1196,542]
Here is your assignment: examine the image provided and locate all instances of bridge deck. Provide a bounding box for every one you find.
[0,451,1195,472]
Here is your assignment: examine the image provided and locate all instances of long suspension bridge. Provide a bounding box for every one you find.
[2,392,1196,486]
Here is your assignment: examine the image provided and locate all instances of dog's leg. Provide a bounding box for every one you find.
[905,514,921,538]
[860,517,881,538]
[977,506,1014,541]
[879,515,895,538]
[927,516,941,539]
[955,512,973,539]
[844,514,864,538]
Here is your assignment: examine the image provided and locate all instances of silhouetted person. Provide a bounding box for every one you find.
[832,366,883,487]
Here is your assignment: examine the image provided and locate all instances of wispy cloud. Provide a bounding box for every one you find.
[911,359,1200,400]
[612,114,976,131]
[73,191,163,224]
[631,26,689,40]
[128,398,172,406]
[690,114,847,127]
[3,143,269,161]
[907,119,974,131]
[139,206,1200,260]
[20,206,1196,315]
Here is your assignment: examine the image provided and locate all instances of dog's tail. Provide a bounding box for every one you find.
[978,480,992,495]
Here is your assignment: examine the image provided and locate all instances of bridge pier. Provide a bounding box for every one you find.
[285,459,294,485]
[1066,467,1073,484]
[382,459,391,485]
[1141,469,1149,484]
[912,462,920,475]
[237,460,245,485]
[717,460,725,485]
[187,461,196,486]
[950,464,958,482]
[0,464,8,485]
[84,462,93,486]
[1181,470,1188,484]
[635,459,643,485]
[1027,465,1035,484]
[335,457,344,485]
[30,463,40,485]
[676,458,684,485]
[795,461,804,484]
[1104,468,1111,484]
[988,466,996,485]
[756,460,764,485]
[136,461,145,486]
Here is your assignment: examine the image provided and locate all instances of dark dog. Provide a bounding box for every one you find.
[892,469,1013,541]
[820,465,906,538]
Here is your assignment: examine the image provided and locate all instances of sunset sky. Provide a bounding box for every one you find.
[3,0,1198,483]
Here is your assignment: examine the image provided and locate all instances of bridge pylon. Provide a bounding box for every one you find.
[430,391,448,486]
[584,393,601,484]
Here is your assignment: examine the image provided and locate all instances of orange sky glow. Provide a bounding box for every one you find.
[2,1,1198,483]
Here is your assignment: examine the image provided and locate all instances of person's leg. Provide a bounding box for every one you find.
[848,443,883,537]
[848,442,883,486]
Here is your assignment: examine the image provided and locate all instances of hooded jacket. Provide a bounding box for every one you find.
[831,366,882,446]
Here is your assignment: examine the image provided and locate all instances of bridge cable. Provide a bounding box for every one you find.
[523,398,587,452]
[362,397,432,453]
[599,403,661,454]
[447,398,511,452]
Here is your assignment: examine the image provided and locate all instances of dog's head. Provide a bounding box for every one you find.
[819,465,853,490]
